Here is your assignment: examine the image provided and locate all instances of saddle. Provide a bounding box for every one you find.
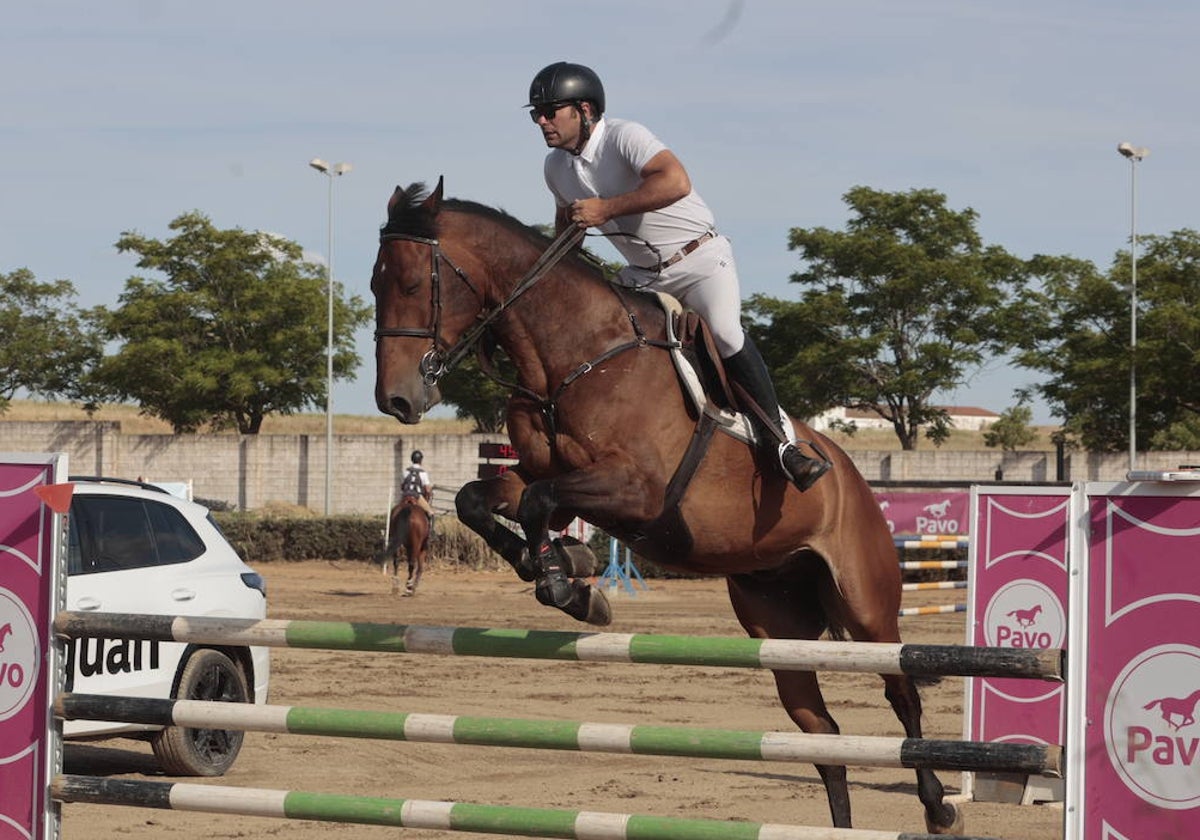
[623,293,783,559]
[652,292,755,446]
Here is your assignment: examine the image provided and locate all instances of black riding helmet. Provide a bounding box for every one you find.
[411,450,423,464]
[527,61,605,117]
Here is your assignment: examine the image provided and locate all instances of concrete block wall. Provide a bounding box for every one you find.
[5,420,1200,515]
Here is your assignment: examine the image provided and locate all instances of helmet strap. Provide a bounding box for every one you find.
[569,102,594,156]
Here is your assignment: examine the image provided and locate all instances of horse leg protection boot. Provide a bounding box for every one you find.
[722,337,831,492]
[533,539,577,609]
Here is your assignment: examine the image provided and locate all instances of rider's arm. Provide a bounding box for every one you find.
[568,150,691,228]
[554,203,572,237]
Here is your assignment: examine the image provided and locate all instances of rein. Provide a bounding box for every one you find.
[375,225,585,386]
[375,221,681,447]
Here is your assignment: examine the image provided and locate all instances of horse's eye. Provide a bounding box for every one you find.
[402,281,422,296]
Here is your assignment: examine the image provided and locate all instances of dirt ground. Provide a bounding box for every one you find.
[60,561,1063,839]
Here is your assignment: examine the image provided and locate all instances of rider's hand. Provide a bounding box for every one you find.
[569,198,610,228]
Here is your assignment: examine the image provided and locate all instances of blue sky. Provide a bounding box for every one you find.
[3,1,1196,424]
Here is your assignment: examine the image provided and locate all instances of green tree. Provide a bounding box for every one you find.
[983,403,1037,451]
[92,212,371,433]
[437,354,512,433]
[746,187,1029,449]
[0,268,103,411]
[1016,231,1200,452]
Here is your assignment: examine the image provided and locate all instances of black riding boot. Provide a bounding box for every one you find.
[722,337,831,492]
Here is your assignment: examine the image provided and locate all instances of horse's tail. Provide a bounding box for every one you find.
[377,506,413,562]
[1143,699,1163,711]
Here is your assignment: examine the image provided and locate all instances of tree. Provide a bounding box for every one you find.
[92,212,371,433]
[746,187,1030,449]
[0,268,103,411]
[437,354,512,433]
[983,403,1037,451]
[1015,231,1200,452]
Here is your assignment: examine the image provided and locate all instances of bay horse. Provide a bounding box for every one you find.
[371,178,962,835]
[375,499,430,596]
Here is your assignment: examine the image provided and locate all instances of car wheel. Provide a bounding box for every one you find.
[151,648,249,776]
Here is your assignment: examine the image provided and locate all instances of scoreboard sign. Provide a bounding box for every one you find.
[478,442,519,460]
[478,441,519,479]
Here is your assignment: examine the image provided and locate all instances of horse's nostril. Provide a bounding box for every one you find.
[389,396,414,421]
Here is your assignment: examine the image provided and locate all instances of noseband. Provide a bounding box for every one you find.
[374,232,480,385]
[374,226,585,386]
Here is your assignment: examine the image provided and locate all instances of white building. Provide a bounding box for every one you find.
[808,405,1001,432]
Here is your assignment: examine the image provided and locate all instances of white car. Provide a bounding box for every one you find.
[63,476,269,776]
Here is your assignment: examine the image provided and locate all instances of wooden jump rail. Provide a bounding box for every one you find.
[56,693,1063,778]
[50,776,1008,840]
[54,612,1064,682]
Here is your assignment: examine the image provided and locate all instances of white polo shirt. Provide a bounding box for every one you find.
[543,117,716,269]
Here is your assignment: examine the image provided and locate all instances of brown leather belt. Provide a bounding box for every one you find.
[635,230,716,271]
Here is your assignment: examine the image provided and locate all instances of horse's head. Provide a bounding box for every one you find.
[373,177,486,423]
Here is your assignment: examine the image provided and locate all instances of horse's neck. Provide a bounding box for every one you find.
[492,261,639,391]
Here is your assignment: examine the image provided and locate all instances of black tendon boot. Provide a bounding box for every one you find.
[722,337,831,492]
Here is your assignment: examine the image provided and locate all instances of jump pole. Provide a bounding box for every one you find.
[898,604,966,617]
[56,693,1062,777]
[50,775,1006,840]
[55,612,1063,681]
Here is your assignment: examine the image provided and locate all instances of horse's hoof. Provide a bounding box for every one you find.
[570,581,612,626]
[401,590,414,598]
[552,536,597,577]
[924,802,963,836]
[513,550,539,582]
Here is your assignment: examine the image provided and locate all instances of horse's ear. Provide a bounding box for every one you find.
[421,176,444,213]
[387,185,405,214]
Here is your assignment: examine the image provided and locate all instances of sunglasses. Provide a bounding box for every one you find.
[529,102,571,123]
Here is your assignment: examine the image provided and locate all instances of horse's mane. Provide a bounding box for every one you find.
[381,182,604,276]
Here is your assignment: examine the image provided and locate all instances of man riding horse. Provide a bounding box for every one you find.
[527,61,830,492]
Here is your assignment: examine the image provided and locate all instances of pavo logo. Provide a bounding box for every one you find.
[1106,644,1200,809]
[0,590,39,721]
[983,579,1064,649]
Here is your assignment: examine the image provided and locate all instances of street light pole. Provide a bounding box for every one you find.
[309,158,352,515]
[1117,142,1147,473]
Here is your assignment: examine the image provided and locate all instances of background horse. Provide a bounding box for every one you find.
[371,178,962,835]
[374,499,430,597]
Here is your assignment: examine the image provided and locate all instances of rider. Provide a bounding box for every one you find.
[401,450,436,532]
[526,61,829,492]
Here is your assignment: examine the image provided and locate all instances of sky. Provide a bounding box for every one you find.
[3,1,1196,425]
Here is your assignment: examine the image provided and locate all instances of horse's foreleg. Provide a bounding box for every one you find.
[514,468,652,627]
[455,475,537,581]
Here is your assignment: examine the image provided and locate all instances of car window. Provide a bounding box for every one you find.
[69,495,205,574]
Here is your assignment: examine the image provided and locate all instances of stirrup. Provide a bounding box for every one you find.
[778,441,831,492]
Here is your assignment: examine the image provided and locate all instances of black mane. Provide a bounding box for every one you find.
[381,181,554,253]
[380,181,611,284]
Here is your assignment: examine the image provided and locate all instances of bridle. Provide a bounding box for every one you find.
[374,225,585,386]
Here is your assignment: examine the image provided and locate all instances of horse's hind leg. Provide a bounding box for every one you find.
[726,568,854,828]
[828,553,963,834]
[879,672,961,834]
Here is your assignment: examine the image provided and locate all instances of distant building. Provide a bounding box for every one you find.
[808,405,1001,432]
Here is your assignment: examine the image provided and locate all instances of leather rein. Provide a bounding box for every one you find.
[373,226,678,420]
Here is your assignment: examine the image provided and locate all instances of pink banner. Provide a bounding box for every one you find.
[967,489,1069,758]
[1083,488,1200,837]
[874,490,970,536]
[0,458,63,840]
